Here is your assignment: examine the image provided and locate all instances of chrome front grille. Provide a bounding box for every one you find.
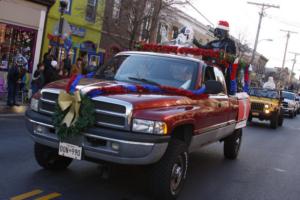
[282,102,288,108]
[251,102,264,111]
[39,89,132,130]
[40,89,60,115]
[92,96,132,130]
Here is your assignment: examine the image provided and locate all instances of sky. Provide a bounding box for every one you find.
[181,0,300,76]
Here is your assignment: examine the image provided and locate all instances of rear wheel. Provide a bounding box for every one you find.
[224,129,242,160]
[34,143,73,170]
[151,139,188,200]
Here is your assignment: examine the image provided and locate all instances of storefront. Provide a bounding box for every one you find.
[41,0,105,70]
[0,0,54,93]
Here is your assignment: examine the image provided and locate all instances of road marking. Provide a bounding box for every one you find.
[10,189,43,200]
[274,168,287,173]
[34,193,62,200]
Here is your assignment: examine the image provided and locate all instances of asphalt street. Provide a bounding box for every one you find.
[1,116,300,200]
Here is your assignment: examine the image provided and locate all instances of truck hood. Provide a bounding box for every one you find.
[44,78,194,110]
[250,96,279,105]
[283,98,296,105]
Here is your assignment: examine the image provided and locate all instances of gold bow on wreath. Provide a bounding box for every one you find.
[58,91,81,127]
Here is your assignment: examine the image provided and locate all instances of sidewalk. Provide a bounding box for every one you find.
[0,101,27,117]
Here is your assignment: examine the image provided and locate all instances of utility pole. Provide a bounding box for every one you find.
[247,2,280,65]
[289,52,300,83]
[281,30,298,69]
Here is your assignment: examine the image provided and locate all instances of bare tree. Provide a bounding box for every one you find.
[236,32,251,59]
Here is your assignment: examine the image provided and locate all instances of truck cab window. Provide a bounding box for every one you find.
[96,55,128,79]
[204,66,216,81]
[213,67,227,94]
[203,66,226,94]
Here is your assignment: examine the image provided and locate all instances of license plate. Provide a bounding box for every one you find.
[252,112,259,116]
[59,142,82,160]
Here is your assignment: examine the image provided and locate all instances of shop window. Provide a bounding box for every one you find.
[112,0,121,20]
[86,0,98,23]
[0,23,37,73]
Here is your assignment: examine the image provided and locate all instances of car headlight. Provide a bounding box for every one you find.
[30,98,39,112]
[132,119,167,135]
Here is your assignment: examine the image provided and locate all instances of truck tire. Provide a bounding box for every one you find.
[289,112,294,118]
[270,114,279,129]
[278,114,284,127]
[151,139,188,200]
[34,143,73,170]
[224,129,242,160]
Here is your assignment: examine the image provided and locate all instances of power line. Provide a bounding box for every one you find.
[247,2,280,65]
[185,0,214,27]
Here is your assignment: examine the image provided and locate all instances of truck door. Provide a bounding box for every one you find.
[203,66,230,126]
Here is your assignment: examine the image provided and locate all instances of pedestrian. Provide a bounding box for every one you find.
[31,63,45,95]
[44,59,60,84]
[71,58,83,75]
[63,52,72,77]
[6,58,23,106]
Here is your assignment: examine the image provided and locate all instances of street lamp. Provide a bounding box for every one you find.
[251,38,273,76]
[56,0,68,58]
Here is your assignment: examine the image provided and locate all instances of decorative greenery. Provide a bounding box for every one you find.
[53,94,95,139]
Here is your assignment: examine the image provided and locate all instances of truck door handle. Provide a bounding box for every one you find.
[218,103,222,108]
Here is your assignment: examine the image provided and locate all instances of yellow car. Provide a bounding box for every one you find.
[248,88,284,129]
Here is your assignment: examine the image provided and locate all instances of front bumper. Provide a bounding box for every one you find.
[25,110,170,165]
[249,110,274,120]
[282,107,294,114]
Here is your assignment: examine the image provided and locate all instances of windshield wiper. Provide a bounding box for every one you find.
[128,77,160,86]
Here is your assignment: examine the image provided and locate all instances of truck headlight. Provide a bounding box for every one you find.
[132,119,167,135]
[30,98,39,112]
[264,104,270,109]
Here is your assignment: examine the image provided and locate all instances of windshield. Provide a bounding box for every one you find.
[249,88,279,99]
[97,54,199,90]
[282,91,295,100]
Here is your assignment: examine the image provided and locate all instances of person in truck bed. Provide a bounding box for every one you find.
[193,20,236,55]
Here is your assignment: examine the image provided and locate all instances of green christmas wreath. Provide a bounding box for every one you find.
[53,94,95,139]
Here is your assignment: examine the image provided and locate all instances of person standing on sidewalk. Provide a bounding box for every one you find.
[6,58,23,106]
[31,63,45,95]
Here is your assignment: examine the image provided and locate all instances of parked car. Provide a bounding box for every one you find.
[281,91,298,118]
[248,88,284,129]
[25,51,250,199]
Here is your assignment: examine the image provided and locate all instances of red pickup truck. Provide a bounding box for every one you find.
[26,51,249,199]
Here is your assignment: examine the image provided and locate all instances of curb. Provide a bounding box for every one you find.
[0,113,25,118]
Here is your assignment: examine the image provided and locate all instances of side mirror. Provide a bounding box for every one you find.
[205,80,224,94]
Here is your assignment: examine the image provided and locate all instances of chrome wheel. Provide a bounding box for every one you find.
[170,152,187,195]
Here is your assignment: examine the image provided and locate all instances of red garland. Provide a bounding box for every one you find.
[140,43,220,59]
[87,84,209,99]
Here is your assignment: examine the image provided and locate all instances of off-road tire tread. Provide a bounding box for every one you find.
[151,139,188,200]
[34,143,73,171]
